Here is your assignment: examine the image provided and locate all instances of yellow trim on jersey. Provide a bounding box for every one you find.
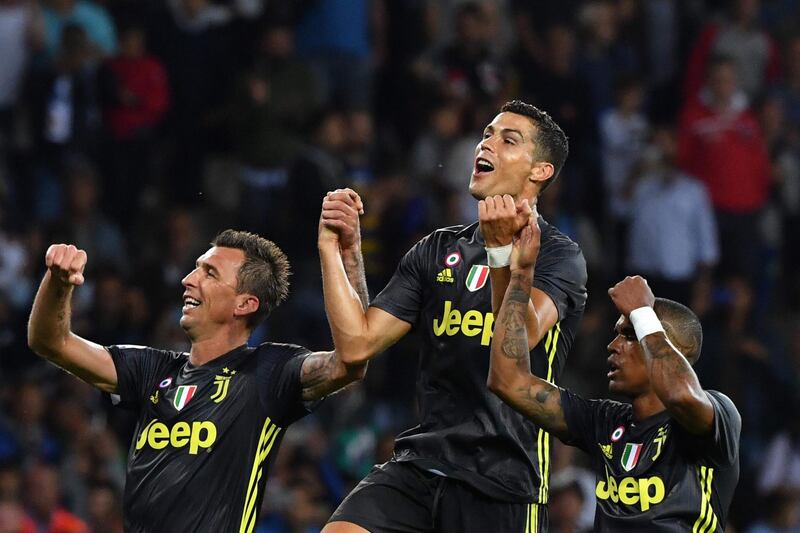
[692,466,719,533]
[531,503,539,532]
[536,322,561,504]
[239,418,282,533]
[524,502,530,533]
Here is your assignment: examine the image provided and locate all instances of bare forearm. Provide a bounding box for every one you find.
[489,267,543,350]
[489,270,569,438]
[342,246,369,311]
[320,242,373,362]
[301,351,366,401]
[28,271,73,355]
[641,334,713,434]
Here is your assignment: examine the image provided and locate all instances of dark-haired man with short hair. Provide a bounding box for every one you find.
[28,229,367,533]
[320,100,587,532]
[488,217,740,531]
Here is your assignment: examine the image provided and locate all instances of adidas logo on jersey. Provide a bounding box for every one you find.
[436,268,455,283]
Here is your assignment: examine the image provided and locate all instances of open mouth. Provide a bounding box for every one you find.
[607,361,619,379]
[182,295,201,312]
[474,157,495,175]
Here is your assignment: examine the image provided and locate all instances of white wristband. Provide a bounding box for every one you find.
[485,244,512,268]
[629,306,665,341]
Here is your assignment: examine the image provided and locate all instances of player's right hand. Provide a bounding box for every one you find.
[45,244,87,286]
[319,188,365,250]
[510,207,541,272]
[479,195,533,248]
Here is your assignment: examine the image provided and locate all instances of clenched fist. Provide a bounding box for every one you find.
[608,276,655,316]
[45,244,88,286]
[478,195,533,248]
[319,188,365,250]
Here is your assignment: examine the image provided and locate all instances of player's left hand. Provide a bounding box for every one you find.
[608,276,656,316]
[479,195,533,248]
[510,207,541,272]
[320,188,365,250]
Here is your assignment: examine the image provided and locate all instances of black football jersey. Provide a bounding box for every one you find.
[371,218,587,502]
[561,389,741,531]
[108,342,311,533]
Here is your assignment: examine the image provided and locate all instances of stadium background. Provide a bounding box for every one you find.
[0,0,799,531]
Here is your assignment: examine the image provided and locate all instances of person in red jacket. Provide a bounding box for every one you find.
[677,55,771,280]
[101,24,169,227]
[683,0,781,100]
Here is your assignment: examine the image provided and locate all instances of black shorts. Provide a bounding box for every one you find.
[328,461,548,533]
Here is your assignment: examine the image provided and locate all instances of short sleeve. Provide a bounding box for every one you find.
[107,345,176,411]
[702,391,741,466]
[561,388,624,454]
[533,227,588,321]
[257,343,313,426]
[370,238,428,325]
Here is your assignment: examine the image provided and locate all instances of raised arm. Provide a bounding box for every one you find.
[487,218,570,441]
[27,244,118,392]
[608,276,714,435]
[480,195,559,350]
[318,189,410,365]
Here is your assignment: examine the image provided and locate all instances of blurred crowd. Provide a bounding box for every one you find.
[1,0,800,531]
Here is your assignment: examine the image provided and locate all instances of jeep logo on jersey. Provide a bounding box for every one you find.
[135,419,217,455]
[595,466,665,512]
[432,300,494,346]
[465,265,489,292]
[173,385,197,411]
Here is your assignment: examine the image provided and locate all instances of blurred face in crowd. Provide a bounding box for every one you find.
[606,315,651,396]
[180,247,257,339]
[546,25,576,73]
[262,27,294,59]
[456,9,486,48]
[120,29,145,58]
[25,465,60,518]
[708,62,738,106]
[786,37,800,80]
[470,112,549,201]
[734,0,759,25]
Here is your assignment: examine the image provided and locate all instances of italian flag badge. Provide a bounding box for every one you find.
[621,442,643,471]
[173,385,197,411]
[465,265,490,292]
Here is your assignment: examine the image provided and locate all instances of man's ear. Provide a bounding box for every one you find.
[529,161,555,184]
[234,294,261,319]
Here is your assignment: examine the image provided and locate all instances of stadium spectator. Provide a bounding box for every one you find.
[294,0,384,109]
[0,0,43,143]
[41,0,116,60]
[44,158,128,276]
[229,22,321,239]
[677,56,771,281]
[24,463,88,533]
[684,0,781,100]
[625,125,718,310]
[100,24,169,225]
[576,0,640,115]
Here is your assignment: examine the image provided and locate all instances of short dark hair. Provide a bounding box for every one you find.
[211,229,290,329]
[653,298,703,365]
[500,100,569,192]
